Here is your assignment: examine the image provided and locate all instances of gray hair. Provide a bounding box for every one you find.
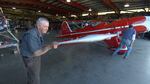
[36,17,49,25]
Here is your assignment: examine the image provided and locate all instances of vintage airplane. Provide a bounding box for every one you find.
[56,16,150,54]
[0,7,19,54]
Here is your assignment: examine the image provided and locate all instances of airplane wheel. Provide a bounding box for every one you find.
[118,50,127,55]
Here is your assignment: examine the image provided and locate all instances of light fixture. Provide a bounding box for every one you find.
[120,9,145,14]
[129,9,144,12]
[120,11,132,14]
[82,13,89,16]
[12,7,16,10]
[62,16,66,18]
[56,14,58,16]
[145,8,149,12]
[124,3,130,7]
[98,11,115,15]
[38,10,41,12]
[71,14,77,17]
[88,8,92,11]
[66,0,71,3]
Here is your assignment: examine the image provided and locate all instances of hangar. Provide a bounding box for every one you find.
[0,0,150,84]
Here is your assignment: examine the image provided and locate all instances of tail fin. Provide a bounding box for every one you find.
[59,21,72,35]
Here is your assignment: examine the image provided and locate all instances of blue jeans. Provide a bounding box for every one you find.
[113,38,133,57]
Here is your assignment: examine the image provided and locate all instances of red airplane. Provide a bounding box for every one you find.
[57,16,150,53]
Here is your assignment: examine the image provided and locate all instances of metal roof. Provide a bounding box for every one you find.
[0,0,149,15]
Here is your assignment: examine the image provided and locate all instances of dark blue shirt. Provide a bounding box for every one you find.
[122,28,136,40]
[19,28,44,57]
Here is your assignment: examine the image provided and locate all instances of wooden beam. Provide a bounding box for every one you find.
[101,0,120,14]
[59,0,89,11]
[0,0,80,15]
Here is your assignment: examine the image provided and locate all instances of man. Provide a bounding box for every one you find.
[112,24,136,59]
[19,17,59,84]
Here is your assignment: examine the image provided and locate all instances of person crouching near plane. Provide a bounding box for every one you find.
[112,24,136,59]
[19,17,59,84]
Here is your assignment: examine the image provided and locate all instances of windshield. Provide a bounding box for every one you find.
[68,21,101,31]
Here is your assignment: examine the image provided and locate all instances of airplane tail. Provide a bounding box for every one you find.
[59,21,72,35]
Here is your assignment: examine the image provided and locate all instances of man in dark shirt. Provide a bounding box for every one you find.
[19,17,58,84]
[112,24,136,59]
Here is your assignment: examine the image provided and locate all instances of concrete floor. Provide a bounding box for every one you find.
[0,31,150,84]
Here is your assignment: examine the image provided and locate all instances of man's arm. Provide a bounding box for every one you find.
[33,42,59,57]
[33,44,52,57]
[130,32,136,47]
[26,33,59,57]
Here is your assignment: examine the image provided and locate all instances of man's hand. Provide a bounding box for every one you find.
[51,41,59,49]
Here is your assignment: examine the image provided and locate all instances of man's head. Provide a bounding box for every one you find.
[36,17,49,34]
[129,24,133,28]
